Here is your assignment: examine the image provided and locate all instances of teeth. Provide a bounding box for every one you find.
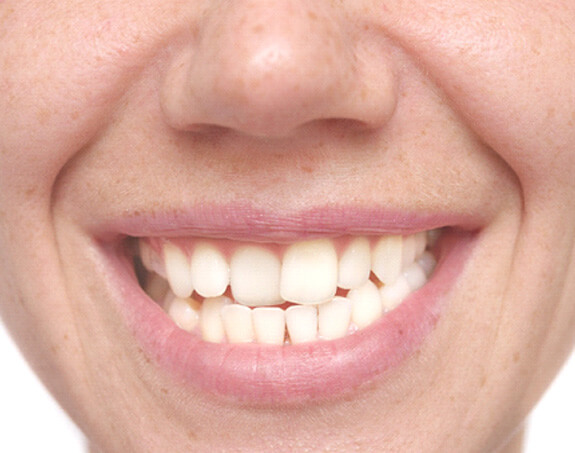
[286,305,318,344]
[337,237,371,290]
[190,242,229,298]
[163,242,194,298]
[253,307,286,345]
[230,246,282,306]
[348,280,382,329]
[280,239,338,304]
[372,235,403,285]
[380,276,411,312]
[167,295,200,332]
[200,296,231,343]
[221,304,255,343]
[318,296,352,340]
[145,229,439,345]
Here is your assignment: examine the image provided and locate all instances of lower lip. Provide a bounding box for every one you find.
[106,230,474,405]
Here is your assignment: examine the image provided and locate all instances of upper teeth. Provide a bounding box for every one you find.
[140,231,438,345]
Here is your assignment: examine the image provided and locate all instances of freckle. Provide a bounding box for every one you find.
[480,375,487,387]
[307,10,318,21]
[160,388,168,394]
[513,352,520,363]
[251,24,263,34]
[301,165,313,174]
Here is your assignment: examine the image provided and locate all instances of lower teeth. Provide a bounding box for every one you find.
[141,248,437,346]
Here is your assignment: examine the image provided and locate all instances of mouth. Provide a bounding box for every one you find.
[99,207,476,405]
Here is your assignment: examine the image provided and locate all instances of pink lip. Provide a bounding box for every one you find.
[97,207,476,405]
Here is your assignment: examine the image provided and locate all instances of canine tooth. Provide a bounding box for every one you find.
[338,237,371,290]
[379,276,411,311]
[200,296,231,343]
[372,235,403,285]
[163,242,194,298]
[318,297,352,340]
[401,235,417,270]
[280,239,338,304]
[140,240,164,276]
[348,280,382,329]
[286,305,318,344]
[403,262,427,291]
[418,251,437,277]
[222,304,254,343]
[230,246,282,306]
[427,229,441,247]
[253,307,285,345]
[168,296,200,332]
[190,242,229,298]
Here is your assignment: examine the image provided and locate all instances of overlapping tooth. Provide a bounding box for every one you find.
[380,275,411,311]
[253,307,285,345]
[143,273,170,303]
[338,237,371,290]
[286,305,318,344]
[403,262,427,291]
[222,304,254,343]
[230,246,282,306]
[200,296,231,343]
[163,242,194,298]
[190,242,229,298]
[414,231,427,258]
[348,280,382,329]
[280,239,338,304]
[140,241,166,277]
[167,296,200,332]
[401,235,417,270]
[318,297,352,340]
[372,235,403,285]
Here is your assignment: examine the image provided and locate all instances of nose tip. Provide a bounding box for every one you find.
[161,1,398,138]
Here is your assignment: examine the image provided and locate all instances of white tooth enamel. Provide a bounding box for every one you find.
[401,235,417,270]
[418,251,437,277]
[318,296,352,340]
[168,296,200,332]
[379,276,411,311]
[403,262,427,291]
[230,246,282,306]
[286,305,318,344]
[144,273,170,303]
[338,236,371,290]
[200,296,231,343]
[414,231,427,258]
[163,242,194,298]
[280,239,338,304]
[348,280,382,329]
[372,235,403,285]
[221,304,254,343]
[190,242,229,298]
[253,307,285,345]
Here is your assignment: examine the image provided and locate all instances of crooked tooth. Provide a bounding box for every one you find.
[318,297,352,340]
[200,296,231,343]
[280,239,338,304]
[348,280,382,329]
[163,242,194,298]
[230,246,282,306]
[372,235,403,285]
[221,304,254,343]
[253,307,285,345]
[143,273,169,303]
[338,237,371,290]
[380,275,411,311]
[168,296,200,332]
[140,240,165,277]
[418,251,437,277]
[403,262,427,291]
[190,242,229,298]
[414,231,427,258]
[286,305,318,344]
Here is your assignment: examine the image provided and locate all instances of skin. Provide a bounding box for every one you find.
[1,0,575,451]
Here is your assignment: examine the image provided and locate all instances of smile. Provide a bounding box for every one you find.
[100,207,476,404]
[138,231,439,345]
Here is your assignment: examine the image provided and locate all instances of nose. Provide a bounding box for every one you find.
[161,1,398,138]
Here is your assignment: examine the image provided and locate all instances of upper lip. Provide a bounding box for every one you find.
[93,202,482,243]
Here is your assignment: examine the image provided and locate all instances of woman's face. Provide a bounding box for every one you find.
[1,1,575,451]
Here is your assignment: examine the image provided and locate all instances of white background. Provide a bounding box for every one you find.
[1,320,573,452]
